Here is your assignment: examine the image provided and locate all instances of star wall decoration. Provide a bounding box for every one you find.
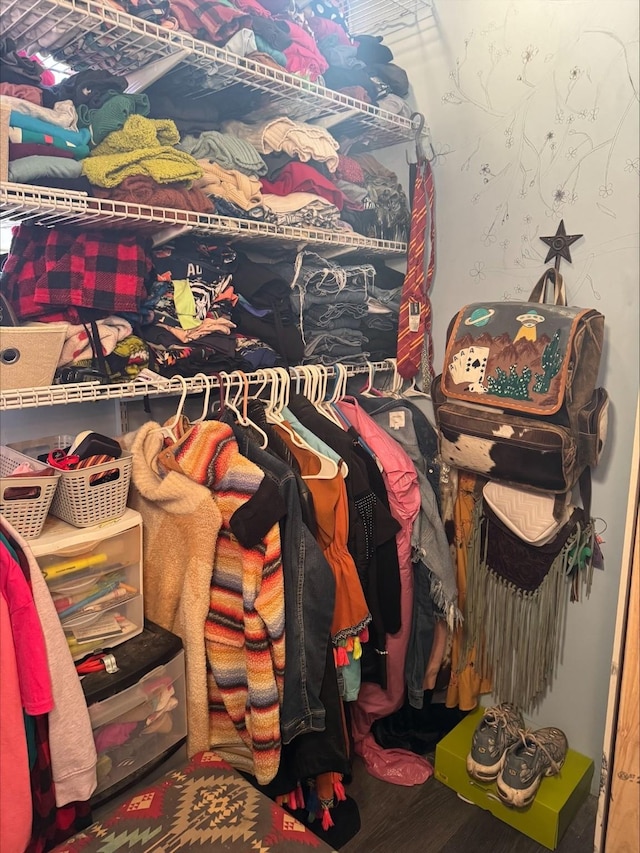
[540,220,583,265]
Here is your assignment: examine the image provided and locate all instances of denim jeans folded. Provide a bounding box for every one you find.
[367,314,396,331]
[305,301,368,328]
[304,328,367,356]
[369,284,402,313]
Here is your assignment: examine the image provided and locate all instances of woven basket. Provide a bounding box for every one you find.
[50,452,133,528]
[0,446,60,539]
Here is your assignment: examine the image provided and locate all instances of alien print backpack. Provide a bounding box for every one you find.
[432,269,608,501]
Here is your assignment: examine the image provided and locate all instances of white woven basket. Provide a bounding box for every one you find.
[50,452,133,528]
[0,446,60,539]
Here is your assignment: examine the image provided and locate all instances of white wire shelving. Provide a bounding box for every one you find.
[346,0,434,36]
[0,184,407,254]
[2,0,424,150]
[0,361,394,411]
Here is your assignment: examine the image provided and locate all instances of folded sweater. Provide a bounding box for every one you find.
[178,130,267,176]
[9,111,90,145]
[83,147,203,188]
[223,117,339,172]
[195,160,262,210]
[1,95,78,129]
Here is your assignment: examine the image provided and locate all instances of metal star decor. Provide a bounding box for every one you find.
[540,220,583,267]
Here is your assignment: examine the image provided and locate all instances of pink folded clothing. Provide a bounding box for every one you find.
[261,161,345,210]
[283,20,328,82]
[335,153,365,186]
[307,15,352,46]
[0,82,43,105]
[170,0,250,45]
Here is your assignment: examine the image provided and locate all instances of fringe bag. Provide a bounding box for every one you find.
[461,501,595,711]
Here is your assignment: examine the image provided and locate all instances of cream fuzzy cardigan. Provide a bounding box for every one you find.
[122,422,222,756]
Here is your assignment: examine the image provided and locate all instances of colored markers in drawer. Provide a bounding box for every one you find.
[55,580,138,622]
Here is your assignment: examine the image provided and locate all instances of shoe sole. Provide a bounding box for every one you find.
[496,758,566,808]
[466,753,505,783]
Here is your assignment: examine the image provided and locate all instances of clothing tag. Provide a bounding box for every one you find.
[389,411,405,430]
[409,301,421,333]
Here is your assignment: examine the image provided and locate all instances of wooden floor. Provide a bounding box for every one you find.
[342,756,597,853]
[95,748,596,852]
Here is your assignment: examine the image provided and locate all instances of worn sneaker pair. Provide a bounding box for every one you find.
[466,704,568,808]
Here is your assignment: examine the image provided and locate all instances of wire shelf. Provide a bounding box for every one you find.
[0,184,407,255]
[346,0,434,36]
[0,361,394,411]
[2,0,423,150]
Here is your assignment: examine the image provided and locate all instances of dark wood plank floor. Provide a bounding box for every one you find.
[95,748,596,852]
[341,756,596,853]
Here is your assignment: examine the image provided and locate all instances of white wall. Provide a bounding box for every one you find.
[380,0,639,790]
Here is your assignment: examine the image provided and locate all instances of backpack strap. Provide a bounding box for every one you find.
[578,467,592,520]
[528,268,567,306]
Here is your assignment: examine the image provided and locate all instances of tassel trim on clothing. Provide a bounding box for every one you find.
[460,502,595,711]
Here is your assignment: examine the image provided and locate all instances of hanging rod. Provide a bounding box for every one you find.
[0,361,395,411]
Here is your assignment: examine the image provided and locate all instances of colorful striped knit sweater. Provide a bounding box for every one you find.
[173,420,285,785]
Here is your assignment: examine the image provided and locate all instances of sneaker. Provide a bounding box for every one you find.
[466,704,525,782]
[496,726,568,808]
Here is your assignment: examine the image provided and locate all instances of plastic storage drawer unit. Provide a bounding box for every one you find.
[29,508,144,660]
[80,621,187,804]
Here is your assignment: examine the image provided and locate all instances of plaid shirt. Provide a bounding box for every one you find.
[0,225,153,321]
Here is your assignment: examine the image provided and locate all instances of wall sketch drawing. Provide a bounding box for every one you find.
[428,1,640,299]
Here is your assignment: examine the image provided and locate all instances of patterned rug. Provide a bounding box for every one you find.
[53,752,337,852]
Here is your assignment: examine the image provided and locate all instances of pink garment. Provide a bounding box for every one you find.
[336,399,432,785]
[0,592,33,853]
[0,544,54,716]
[1,518,98,807]
[94,721,138,753]
[306,15,351,46]
[283,20,328,82]
[0,81,43,104]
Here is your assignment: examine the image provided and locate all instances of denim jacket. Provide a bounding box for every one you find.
[227,422,337,744]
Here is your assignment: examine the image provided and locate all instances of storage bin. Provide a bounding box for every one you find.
[30,509,144,659]
[10,434,132,528]
[80,621,187,803]
[0,445,60,539]
[0,323,67,391]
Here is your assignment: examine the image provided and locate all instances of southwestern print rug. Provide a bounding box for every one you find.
[52,752,336,852]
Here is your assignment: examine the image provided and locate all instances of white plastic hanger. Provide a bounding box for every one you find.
[159,375,189,442]
[267,365,339,480]
[191,373,212,424]
[235,370,269,449]
[318,363,349,428]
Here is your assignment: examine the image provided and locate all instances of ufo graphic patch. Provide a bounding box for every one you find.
[442,300,589,415]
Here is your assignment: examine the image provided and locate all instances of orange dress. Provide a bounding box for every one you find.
[273,423,371,642]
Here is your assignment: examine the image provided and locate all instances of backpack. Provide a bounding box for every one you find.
[432,269,608,510]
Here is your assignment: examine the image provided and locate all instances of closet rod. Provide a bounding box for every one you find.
[0,361,395,412]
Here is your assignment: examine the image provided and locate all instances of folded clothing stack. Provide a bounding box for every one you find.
[287,251,374,367]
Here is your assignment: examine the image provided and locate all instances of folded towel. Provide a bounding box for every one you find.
[1,95,77,128]
[59,316,133,367]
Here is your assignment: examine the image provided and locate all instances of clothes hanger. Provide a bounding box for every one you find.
[406,111,436,166]
[318,363,349,428]
[359,361,378,397]
[157,375,189,443]
[191,373,213,424]
[237,370,269,449]
[269,365,339,480]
